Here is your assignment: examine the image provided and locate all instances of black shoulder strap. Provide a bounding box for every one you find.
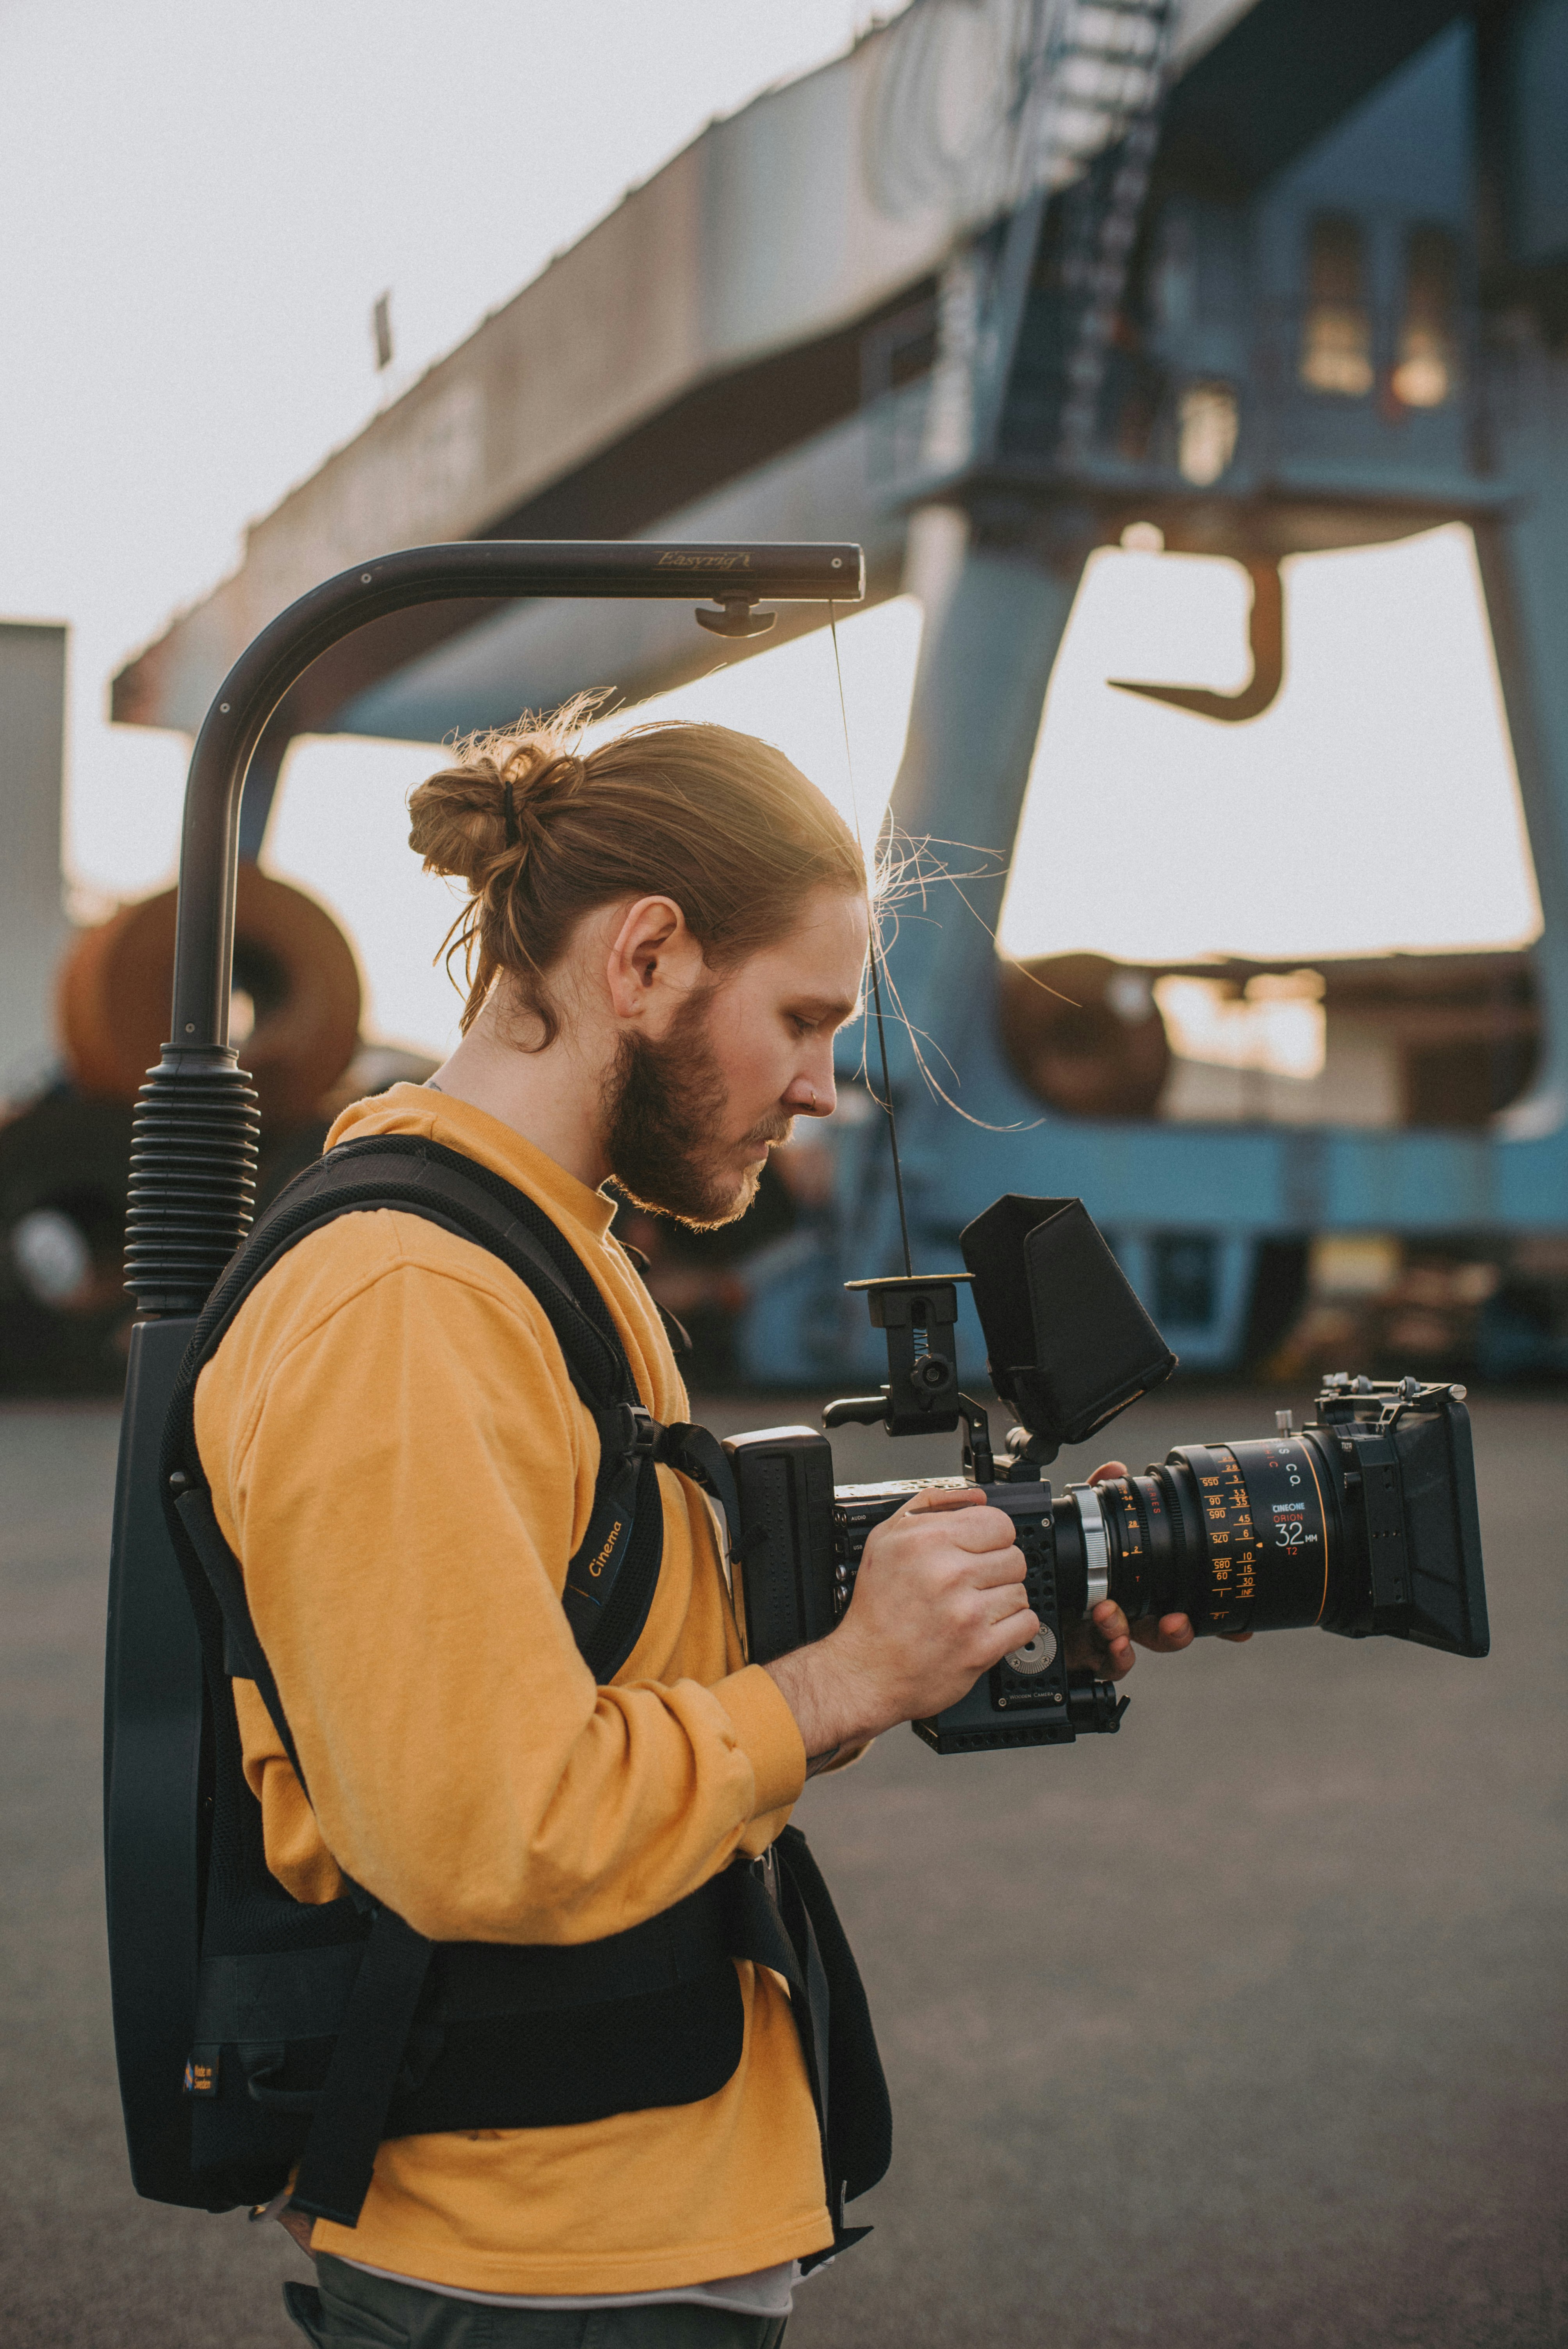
[162,1133,675,1688]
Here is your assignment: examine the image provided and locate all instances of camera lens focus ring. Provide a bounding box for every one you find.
[1069,1483,1111,1609]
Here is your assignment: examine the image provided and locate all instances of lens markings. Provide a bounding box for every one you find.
[1198,1448,1258,1631]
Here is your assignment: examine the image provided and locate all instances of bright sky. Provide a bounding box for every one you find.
[1,4,1543,1064]
[0,0,885,910]
[999,522,1543,966]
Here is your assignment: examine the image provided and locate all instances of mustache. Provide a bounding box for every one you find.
[739,1113,795,1150]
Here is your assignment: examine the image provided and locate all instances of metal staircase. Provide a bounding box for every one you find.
[1048,2,1176,463]
[866,0,1177,489]
[1008,0,1172,207]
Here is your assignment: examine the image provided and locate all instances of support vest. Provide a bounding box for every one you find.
[155,1134,891,2250]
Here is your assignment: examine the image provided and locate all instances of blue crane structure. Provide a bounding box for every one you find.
[749,0,1568,1387]
[108,0,1568,1386]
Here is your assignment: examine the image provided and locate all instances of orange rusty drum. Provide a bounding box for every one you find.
[59,867,361,1126]
[997,952,1170,1121]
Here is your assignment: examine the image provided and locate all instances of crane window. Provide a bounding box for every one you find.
[1393,226,1459,408]
[1178,382,1240,484]
[1300,215,1373,397]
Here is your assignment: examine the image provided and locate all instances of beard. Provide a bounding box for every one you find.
[602,987,792,1229]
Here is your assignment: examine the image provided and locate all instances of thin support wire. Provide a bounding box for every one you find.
[828,601,914,1279]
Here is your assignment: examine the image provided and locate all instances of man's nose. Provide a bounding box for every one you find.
[784,1065,836,1118]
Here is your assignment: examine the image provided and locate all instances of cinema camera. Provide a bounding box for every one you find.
[726,1196,1490,1754]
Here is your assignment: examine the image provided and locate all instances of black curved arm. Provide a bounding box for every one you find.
[123,538,864,1317]
[173,538,864,1048]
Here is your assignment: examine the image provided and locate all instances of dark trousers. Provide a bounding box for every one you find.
[285,2255,789,2349]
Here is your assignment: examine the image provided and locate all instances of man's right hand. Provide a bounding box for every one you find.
[761,1489,1032,1763]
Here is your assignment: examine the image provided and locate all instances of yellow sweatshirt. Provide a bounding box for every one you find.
[193,1084,830,2294]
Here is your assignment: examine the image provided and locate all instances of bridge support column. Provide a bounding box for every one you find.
[1474,474,1568,1142]
[868,507,1094,1266]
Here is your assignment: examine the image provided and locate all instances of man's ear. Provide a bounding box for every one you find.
[606,896,707,1033]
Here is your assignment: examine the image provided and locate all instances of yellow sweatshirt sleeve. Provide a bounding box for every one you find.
[197,1212,806,1947]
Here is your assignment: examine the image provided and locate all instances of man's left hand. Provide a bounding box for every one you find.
[1059,1460,1254,1680]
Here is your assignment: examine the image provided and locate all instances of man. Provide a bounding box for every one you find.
[196,711,1203,2347]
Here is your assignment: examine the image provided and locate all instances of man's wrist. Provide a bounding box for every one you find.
[761,1633,882,1761]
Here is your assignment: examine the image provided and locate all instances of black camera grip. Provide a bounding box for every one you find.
[722,1429,838,1665]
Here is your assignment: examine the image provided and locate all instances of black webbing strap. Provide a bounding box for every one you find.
[720,1833,889,2259]
[563,1402,657,1640]
[172,1483,308,1785]
[172,1469,406,2231]
[654,1422,742,1555]
[561,1419,743,1637]
[779,1823,887,2246]
[289,1907,435,2226]
[196,1871,739,2046]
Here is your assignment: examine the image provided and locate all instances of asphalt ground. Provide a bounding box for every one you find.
[2,1388,1564,2349]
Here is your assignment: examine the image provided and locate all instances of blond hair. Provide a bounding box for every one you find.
[408,695,865,1045]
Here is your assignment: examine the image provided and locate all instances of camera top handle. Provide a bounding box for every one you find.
[125,539,864,1319]
[825,1274,997,1482]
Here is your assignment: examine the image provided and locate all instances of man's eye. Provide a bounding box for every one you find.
[790,1015,817,1038]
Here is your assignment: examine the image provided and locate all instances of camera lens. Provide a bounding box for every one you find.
[1054,1434,1341,1638]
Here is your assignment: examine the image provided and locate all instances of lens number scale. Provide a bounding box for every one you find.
[1194,1447,1260,1633]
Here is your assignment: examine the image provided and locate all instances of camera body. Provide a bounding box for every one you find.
[725,1196,1490,1758]
[726,1436,1131,1752]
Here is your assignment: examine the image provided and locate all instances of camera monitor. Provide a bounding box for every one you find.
[960,1194,1177,1458]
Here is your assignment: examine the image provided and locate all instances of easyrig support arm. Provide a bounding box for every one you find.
[123,539,864,1316]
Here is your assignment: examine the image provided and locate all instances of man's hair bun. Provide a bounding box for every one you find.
[405,758,510,888]
[408,720,585,889]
